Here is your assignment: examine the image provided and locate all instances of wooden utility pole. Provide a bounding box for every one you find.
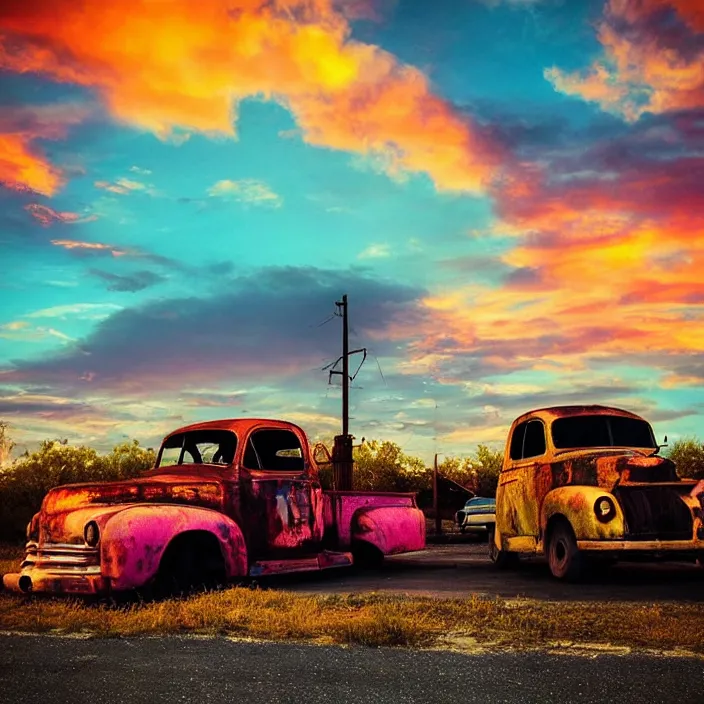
[329,294,354,491]
[341,294,349,437]
[326,295,367,491]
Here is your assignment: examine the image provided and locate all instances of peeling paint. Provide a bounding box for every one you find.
[494,406,704,563]
[3,418,426,595]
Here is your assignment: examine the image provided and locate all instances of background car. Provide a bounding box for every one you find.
[455,497,496,535]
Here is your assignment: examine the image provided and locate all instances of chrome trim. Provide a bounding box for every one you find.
[21,542,100,570]
[19,565,103,576]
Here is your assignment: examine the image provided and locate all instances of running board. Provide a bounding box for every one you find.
[249,550,353,577]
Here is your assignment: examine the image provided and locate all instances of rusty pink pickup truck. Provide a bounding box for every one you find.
[3,418,426,595]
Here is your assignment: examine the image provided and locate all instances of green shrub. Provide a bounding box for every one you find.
[665,437,704,480]
[0,439,155,540]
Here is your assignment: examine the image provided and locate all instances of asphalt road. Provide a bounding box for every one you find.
[2,634,701,704]
[263,542,704,602]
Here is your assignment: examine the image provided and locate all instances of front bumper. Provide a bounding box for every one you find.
[460,513,495,531]
[2,542,109,595]
[3,568,109,595]
[577,538,704,552]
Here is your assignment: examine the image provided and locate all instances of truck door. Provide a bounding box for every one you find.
[239,427,323,559]
[498,419,546,539]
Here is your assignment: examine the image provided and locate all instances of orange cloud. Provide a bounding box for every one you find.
[0,103,90,195]
[0,0,501,192]
[402,112,704,385]
[544,63,632,115]
[545,0,704,120]
[0,133,62,196]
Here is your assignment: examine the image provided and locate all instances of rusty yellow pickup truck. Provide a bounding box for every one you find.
[489,405,704,581]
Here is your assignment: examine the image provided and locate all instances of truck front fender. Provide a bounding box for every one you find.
[541,486,625,542]
[351,506,425,555]
[100,504,247,590]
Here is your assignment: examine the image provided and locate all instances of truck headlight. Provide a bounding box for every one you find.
[594,497,616,523]
[84,521,100,547]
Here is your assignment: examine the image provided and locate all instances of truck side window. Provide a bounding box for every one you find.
[244,429,305,471]
[509,422,527,460]
[523,420,546,458]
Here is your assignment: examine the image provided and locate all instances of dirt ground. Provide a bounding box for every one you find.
[262,541,704,602]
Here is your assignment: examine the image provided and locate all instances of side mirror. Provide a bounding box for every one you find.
[658,434,669,452]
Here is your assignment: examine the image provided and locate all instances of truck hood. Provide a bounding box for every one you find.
[552,449,687,489]
[38,472,225,544]
[42,472,225,516]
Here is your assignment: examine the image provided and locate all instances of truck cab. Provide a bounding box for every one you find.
[490,405,704,580]
[3,418,426,595]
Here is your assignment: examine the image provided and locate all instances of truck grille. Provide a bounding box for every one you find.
[615,487,693,540]
[22,542,100,572]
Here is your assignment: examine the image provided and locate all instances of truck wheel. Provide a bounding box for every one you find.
[547,521,584,582]
[155,533,227,597]
[488,526,518,569]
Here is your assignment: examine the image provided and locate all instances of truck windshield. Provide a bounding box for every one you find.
[157,430,238,467]
[551,415,656,450]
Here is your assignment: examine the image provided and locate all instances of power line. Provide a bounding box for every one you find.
[309,310,337,328]
[372,352,387,387]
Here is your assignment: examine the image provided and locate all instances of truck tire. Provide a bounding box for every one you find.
[155,532,227,597]
[547,520,584,582]
[488,526,518,569]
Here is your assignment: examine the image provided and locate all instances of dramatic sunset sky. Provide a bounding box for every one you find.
[1,0,703,461]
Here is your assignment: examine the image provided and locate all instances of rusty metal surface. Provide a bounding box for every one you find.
[351,506,426,555]
[510,404,648,426]
[495,406,704,557]
[240,474,325,555]
[249,551,353,577]
[539,486,626,543]
[155,418,311,456]
[4,504,248,594]
[6,417,427,595]
[323,492,419,549]
[2,569,108,595]
[100,505,247,590]
[576,538,704,551]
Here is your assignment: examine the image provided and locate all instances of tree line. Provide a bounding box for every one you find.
[316,439,503,497]
[1,421,703,540]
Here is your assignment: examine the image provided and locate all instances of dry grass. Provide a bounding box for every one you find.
[2,542,703,652]
[0,543,22,578]
[1,587,703,652]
